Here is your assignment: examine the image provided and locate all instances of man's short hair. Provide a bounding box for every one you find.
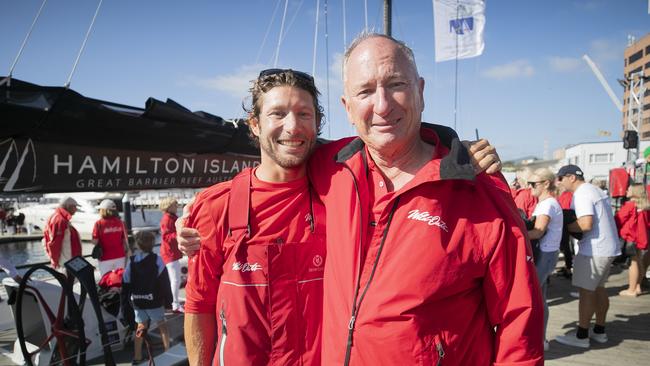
[342,32,420,82]
[243,69,325,147]
[134,230,155,253]
[59,196,79,209]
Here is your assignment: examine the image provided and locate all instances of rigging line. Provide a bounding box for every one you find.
[312,0,321,76]
[324,0,331,137]
[280,0,305,44]
[2,0,49,87]
[65,0,103,89]
[273,0,290,67]
[453,0,459,130]
[342,0,347,46]
[255,0,283,64]
[430,0,437,122]
[364,0,368,30]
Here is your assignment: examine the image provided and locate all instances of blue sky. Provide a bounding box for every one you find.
[1,0,648,160]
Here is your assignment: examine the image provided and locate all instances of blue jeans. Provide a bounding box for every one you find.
[536,250,559,339]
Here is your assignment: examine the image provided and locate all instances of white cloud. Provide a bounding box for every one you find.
[189,63,266,98]
[482,60,535,80]
[589,38,621,63]
[548,56,583,72]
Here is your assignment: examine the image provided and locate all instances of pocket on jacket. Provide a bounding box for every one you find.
[417,334,446,366]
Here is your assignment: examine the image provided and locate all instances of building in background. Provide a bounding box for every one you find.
[556,141,650,183]
[622,33,650,141]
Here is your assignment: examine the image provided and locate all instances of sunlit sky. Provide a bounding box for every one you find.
[1,0,648,160]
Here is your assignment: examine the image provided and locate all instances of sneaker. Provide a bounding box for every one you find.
[555,332,589,348]
[589,328,608,344]
[570,291,580,298]
[544,340,549,351]
[172,305,185,314]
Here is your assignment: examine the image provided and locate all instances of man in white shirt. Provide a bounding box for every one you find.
[555,164,621,348]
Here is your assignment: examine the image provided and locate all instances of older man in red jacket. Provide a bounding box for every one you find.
[307,33,543,365]
[43,196,82,272]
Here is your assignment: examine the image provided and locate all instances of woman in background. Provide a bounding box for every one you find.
[92,199,129,276]
[527,168,563,351]
[615,184,650,297]
[159,197,183,313]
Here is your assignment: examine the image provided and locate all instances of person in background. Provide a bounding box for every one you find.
[159,197,183,313]
[92,199,129,276]
[527,168,563,351]
[514,168,538,218]
[122,230,172,364]
[615,183,650,297]
[555,164,621,348]
[43,196,82,273]
[557,186,575,278]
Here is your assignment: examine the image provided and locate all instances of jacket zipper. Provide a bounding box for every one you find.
[342,161,400,366]
[219,306,228,366]
[435,341,445,366]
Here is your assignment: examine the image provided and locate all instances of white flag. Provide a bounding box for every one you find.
[433,0,485,62]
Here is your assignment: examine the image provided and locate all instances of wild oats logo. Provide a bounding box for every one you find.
[0,138,39,192]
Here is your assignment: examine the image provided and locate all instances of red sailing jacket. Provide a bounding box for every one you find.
[615,201,637,243]
[92,216,127,260]
[160,212,182,264]
[514,188,538,218]
[309,128,543,366]
[43,207,82,268]
[185,168,326,365]
[615,201,650,250]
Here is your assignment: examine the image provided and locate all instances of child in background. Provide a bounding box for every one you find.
[122,231,172,364]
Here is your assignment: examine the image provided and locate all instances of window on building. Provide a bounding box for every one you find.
[629,50,643,64]
[642,131,650,138]
[629,66,643,77]
[646,45,650,56]
[589,153,611,164]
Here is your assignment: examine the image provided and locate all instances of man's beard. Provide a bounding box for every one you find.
[259,137,314,169]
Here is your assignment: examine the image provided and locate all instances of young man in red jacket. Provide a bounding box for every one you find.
[43,196,82,273]
[183,69,328,365]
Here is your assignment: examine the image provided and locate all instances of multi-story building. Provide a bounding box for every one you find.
[623,33,650,141]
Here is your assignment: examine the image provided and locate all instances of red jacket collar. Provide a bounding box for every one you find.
[334,123,475,182]
[55,206,73,221]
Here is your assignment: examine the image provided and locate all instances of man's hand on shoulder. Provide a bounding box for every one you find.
[463,139,501,175]
[176,195,201,256]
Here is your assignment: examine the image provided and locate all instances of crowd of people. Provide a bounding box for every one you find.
[39,195,185,364]
[510,162,650,351]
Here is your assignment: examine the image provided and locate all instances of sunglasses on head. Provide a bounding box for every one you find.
[258,68,314,83]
